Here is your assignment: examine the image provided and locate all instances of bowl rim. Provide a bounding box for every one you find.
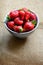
[4,9,39,35]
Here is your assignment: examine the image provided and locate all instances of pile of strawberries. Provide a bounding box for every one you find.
[7,8,37,33]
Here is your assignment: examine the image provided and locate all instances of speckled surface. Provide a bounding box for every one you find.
[0,0,43,65]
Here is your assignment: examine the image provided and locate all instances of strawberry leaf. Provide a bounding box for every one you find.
[6,15,11,21]
[28,9,31,12]
[19,27,23,32]
[32,20,37,25]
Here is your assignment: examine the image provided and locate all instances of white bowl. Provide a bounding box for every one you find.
[4,10,39,38]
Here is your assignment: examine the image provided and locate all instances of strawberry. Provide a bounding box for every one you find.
[24,22,34,31]
[20,16,24,20]
[25,11,31,21]
[14,17,23,25]
[19,10,25,20]
[29,12,36,21]
[7,21,14,30]
[9,10,19,19]
[13,26,23,32]
[22,8,28,12]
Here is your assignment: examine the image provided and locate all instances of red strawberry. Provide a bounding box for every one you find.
[9,10,19,19]
[21,16,24,20]
[14,17,23,25]
[13,26,23,32]
[22,8,28,12]
[29,12,36,21]
[7,21,14,30]
[19,10,25,20]
[24,22,34,31]
[25,11,31,21]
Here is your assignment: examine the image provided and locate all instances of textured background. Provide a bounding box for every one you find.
[0,0,43,65]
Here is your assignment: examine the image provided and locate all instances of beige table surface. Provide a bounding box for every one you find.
[0,0,43,65]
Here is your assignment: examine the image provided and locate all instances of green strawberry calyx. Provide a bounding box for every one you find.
[6,15,11,21]
[32,20,37,26]
[19,27,23,32]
